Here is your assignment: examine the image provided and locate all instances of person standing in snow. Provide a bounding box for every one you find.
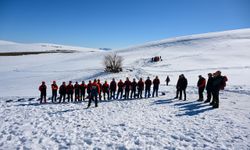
[116,79,124,99]
[152,76,160,97]
[66,81,74,102]
[74,81,80,102]
[59,81,66,103]
[204,73,213,103]
[80,81,87,101]
[145,77,152,98]
[165,76,170,86]
[130,78,137,99]
[39,81,47,104]
[87,79,100,108]
[177,74,188,100]
[102,81,110,100]
[137,78,144,99]
[174,75,181,99]
[197,75,206,101]
[124,77,132,99]
[211,70,227,108]
[110,78,117,100]
[97,79,102,101]
[87,80,92,99]
[51,81,58,103]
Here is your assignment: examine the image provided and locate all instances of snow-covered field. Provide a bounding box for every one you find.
[0,28,250,149]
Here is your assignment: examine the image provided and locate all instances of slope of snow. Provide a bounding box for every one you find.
[0,40,99,52]
[0,28,250,149]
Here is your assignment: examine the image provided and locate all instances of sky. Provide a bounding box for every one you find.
[0,0,249,49]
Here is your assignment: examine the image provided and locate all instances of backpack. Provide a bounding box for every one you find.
[220,76,228,90]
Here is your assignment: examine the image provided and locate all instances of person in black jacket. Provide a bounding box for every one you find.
[59,82,66,103]
[130,78,137,99]
[178,74,188,100]
[204,73,213,103]
[39,81,47,104]
[74,82,80,102]
[137,78,144,99]
[110,78,117,100]
[174,75,181,99]
[166,76,170,86]
[152,76,160,97]
[145,77,152,98]
[211,71,224,108]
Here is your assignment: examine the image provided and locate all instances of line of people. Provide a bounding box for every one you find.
[39,76,161,107]
[39,70,227,108]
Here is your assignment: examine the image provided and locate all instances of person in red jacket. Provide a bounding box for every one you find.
[97,79,102,101]
[124,77,131,99]
[117,79,124,99]
[197,75,206,101]
[87,80,92,99]
[67,81,74,102]
[110,78,117,100]
[102,81,110,100]
[39,81,47,104]
[87,79,100,108]
[80,81,87,101]
[137,78,144,99]
[74,81,80,102]
[51,81,58,103]
[152,76,160,97]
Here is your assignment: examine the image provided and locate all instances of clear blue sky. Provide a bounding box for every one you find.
[0,0,249,49]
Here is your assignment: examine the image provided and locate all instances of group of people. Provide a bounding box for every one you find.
[39,76,161,108]
[39,70,227,108]
[173,70,227,108]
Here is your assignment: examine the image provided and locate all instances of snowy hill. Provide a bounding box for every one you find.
[0,29,250,149]
[0,40,99,53]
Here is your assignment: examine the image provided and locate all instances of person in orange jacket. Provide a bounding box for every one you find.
[197,75,206,101]
[67,81,74,102]
[80,81,87,101]
[39,81,47,104]
[51,81,58,103]
[87,79,100,108]
[102,81,110,100]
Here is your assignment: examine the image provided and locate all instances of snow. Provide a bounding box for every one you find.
[0,28,250,149]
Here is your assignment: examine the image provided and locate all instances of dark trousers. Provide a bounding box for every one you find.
[75,92,79,101]
[88,94,98,107]
[145,88,151,98]
[116,89,123,99]
[67,93,73,102]
[103,92,109,100]
[212,90,219,108]
[99,92,102,101]
[206,89,212,101]
[40,92,46,103]
[198,88,205,100]
[52,90,57,102]
[80,91,85,100]
[110,90,116,99]
[125,89,130,99]
[130,89,136,99]
[175,88,180,98]
[152,87,159,97]
[166,81,169,86]
[179,89,186,100]
[59,94,66,103]
[138,89,143,98]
